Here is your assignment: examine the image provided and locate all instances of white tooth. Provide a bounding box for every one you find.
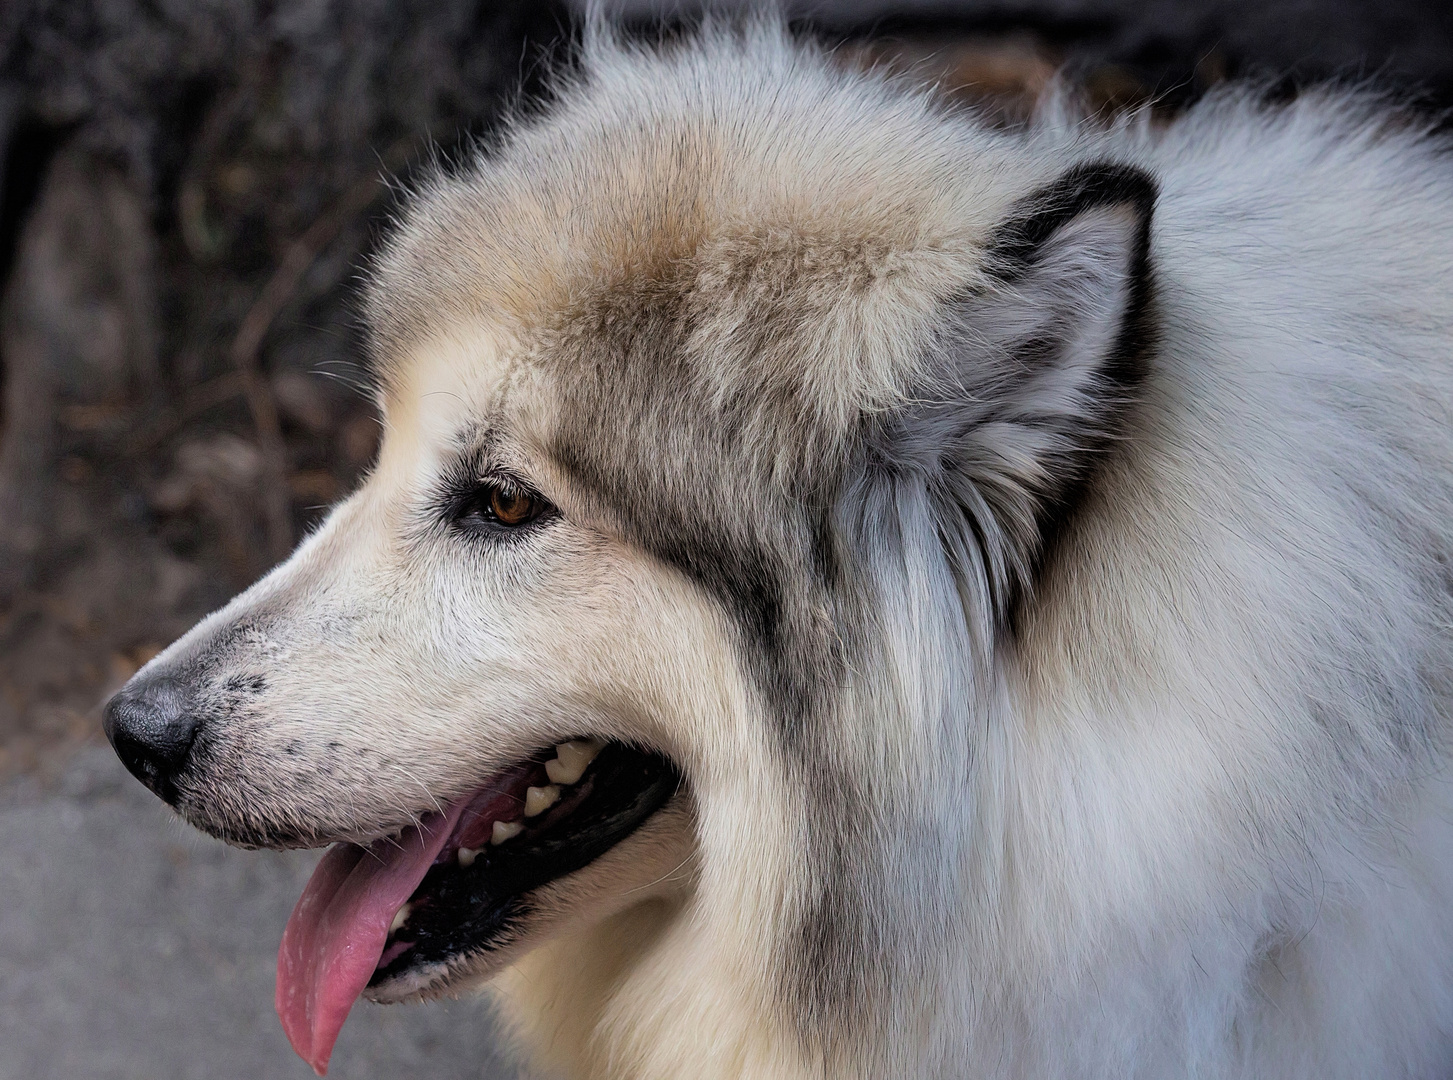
[546,739,604,785]
[523,784,560,817]
[457,847,478,868]
[491,820,523,845]
[389,903,411,934]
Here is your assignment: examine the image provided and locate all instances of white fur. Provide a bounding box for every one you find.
[138,26,1453,1079]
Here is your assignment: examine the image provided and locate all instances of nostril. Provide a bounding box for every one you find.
[102,675,202,804]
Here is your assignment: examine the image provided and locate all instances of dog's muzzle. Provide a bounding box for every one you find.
[102,673,202,805]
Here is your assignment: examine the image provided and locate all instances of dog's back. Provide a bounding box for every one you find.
[988,87,1453,1078]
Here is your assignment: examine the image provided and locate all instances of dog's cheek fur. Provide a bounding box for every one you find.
[149,470,740,850]
[513,159,1157,1071]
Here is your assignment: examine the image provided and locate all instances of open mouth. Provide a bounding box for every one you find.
[276,740,679,1075]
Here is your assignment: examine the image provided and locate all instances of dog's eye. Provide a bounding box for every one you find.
[489,486,539,526]
[455,479,552,533]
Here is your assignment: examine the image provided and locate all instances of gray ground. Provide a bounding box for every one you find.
[0,746,521,1080]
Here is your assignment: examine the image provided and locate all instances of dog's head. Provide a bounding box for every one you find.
[105,25,1154,1077]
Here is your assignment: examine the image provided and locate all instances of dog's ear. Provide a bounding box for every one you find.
[872,161,1157,615]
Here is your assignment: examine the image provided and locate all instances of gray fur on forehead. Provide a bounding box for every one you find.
[363,21,1051,428]
[544,275,851,745]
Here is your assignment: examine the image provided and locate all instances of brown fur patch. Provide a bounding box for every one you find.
[366,27,1035,442]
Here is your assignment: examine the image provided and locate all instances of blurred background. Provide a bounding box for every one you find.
[1,1,1451,1077]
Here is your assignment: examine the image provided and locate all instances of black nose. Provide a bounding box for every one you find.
[103,674,202,804]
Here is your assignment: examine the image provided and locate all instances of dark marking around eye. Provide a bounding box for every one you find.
[433,456,558,541]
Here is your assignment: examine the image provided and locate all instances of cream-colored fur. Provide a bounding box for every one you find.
[127,22,1453,1079]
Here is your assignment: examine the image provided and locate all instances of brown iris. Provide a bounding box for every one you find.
[451,475,553,535]
[489,485,538,526]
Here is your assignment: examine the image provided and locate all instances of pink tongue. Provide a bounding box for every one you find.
[275,805,465,1075]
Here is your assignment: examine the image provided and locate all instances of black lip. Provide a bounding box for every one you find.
[369,743,680,988]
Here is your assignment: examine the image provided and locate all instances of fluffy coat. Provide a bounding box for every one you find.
[117,22,1453,1079]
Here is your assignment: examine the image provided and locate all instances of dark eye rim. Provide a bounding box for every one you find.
[446,475,558,538]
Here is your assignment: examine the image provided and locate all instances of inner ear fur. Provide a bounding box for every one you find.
[868,160,1158,620]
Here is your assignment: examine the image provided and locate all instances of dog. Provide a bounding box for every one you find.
[104,20,1453,1080]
